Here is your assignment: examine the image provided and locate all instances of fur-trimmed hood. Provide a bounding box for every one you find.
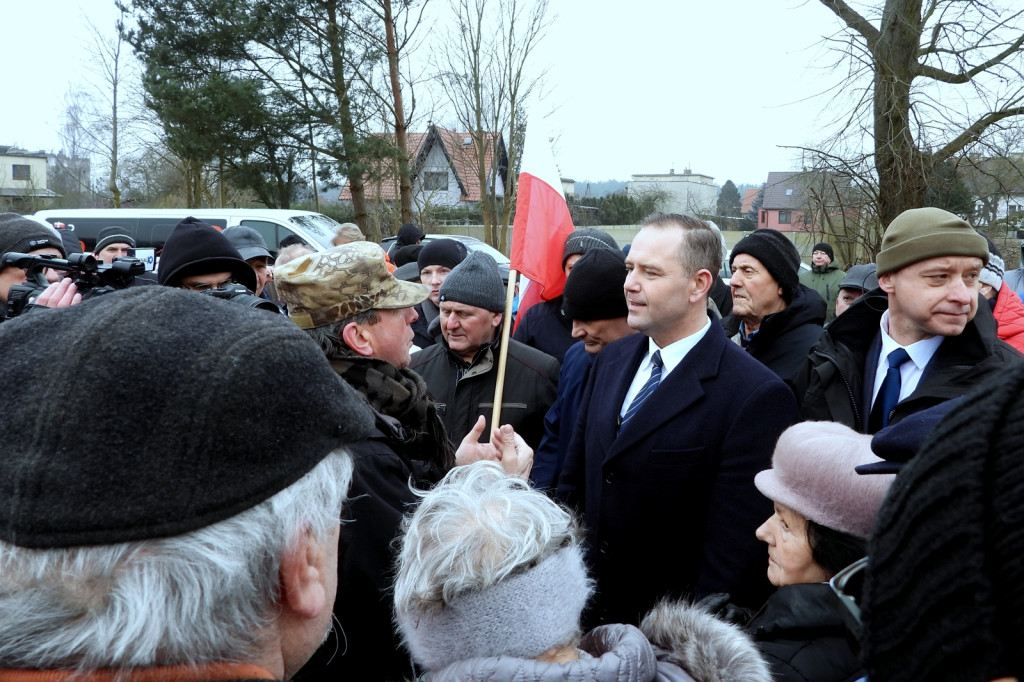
[641,600,773,682]
[417,601,770,682]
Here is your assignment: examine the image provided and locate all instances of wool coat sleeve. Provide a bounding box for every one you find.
[694,377,798,606]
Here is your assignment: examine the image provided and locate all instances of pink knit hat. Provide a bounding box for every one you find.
[755,421,895,539]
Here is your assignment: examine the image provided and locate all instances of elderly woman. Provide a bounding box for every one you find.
[746,421,894,682]
[393,461,772,681]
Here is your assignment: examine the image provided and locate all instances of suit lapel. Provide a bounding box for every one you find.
[606,324,726,464]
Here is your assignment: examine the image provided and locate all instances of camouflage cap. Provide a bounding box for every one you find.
[275,241,430,330]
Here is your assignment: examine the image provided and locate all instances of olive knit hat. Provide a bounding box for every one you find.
[863,363,1024,682]
[875,207,988,275]
[0,286,374,548]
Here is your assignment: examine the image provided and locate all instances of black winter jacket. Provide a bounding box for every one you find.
[747,583,862,682]
[512,296,576,362]
[297,414,439,682]
[410,336,559,450]
[721,284,826,384]
[791,288,1022,431]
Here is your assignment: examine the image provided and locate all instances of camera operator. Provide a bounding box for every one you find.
[0,212,78,321]
[157,216,280,313]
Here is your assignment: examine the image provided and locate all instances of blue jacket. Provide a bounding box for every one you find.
[532,342,596,489]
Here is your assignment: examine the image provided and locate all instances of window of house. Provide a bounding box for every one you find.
[12,164,30,181]
[423,171,448,191]
[785,188,793,196]
[778,211,792,224]
[1010,204,1021,215]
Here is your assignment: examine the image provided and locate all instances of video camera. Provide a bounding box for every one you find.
[200,283,281,313]
[2,252,145,319]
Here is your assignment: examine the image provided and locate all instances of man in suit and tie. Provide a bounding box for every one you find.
[558,212,798,627]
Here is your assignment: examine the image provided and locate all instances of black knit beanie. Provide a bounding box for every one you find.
[863,364,1024,682]
[396,222,425,247]
[418,238,467,272]
[157,216,258,292]
[562,248,628,321]
[0,286,374,548]
[812,242,834,262]
[729,229,801,303]
[439,251,505,312]
[0,213,67,260]
[562,228,618,269]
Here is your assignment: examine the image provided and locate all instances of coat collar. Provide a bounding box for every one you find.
[606,322,727,462]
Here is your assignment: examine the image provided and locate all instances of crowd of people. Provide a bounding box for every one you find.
[1,206,1022,682]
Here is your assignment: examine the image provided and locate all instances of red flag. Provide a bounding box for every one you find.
[510,131,575,326]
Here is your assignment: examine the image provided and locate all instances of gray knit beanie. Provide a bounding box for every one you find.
[755,421,895,539]
[94,225,136,253]
[875,207,988,275]
[439,251,505,312]
[562,228,618,269]
[397,546,592,671]
[0,213,67,260]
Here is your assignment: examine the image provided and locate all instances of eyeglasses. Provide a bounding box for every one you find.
[180,277,238,292]
[829,556,868,639]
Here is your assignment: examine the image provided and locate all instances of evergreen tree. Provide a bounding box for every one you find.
[716,180,741,217]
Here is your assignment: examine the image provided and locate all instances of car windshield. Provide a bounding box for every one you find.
[289,214,342,250]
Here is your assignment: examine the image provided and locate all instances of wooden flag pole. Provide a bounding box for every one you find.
[491,268,518,432]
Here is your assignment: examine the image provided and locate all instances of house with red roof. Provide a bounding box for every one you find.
[338,125,508,209]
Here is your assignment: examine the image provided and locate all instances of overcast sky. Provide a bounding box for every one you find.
[2,0,854,189]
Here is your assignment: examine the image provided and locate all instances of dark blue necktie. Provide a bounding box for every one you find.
[872,348,910,431]
[622,351,662,426]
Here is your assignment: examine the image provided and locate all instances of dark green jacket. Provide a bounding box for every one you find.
[799,263,846,322]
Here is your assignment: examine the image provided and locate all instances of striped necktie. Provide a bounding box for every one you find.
[622,350,662,426]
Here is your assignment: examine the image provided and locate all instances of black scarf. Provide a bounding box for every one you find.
[328,345,454,474]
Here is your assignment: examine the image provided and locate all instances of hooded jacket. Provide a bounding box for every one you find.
[157,217,257,292]
[721,284,826,384]
[791,288,1022,432]
[421,601,773,682]
[799,262,846,322]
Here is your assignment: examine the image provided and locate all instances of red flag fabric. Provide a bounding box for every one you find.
[510,133,575,324]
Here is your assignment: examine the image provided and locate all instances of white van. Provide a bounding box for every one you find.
[33,208,343,256]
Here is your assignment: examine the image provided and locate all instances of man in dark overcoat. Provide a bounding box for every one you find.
[558,212,798,628]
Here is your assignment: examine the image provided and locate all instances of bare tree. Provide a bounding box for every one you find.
[816,0,1024,226]
[437,0,549,250]
[344,0,430,226]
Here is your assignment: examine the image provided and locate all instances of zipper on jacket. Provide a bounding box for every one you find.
[811,348,862,426]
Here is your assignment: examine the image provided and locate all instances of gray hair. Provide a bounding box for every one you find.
[306,309,382,355]
[0,449,353,670]
[641,212,722,279]
[393,461,579,615]
[275,243,314,267]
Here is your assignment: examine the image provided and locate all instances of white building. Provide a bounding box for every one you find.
[627,168,717,216]
[0,146,57,208]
